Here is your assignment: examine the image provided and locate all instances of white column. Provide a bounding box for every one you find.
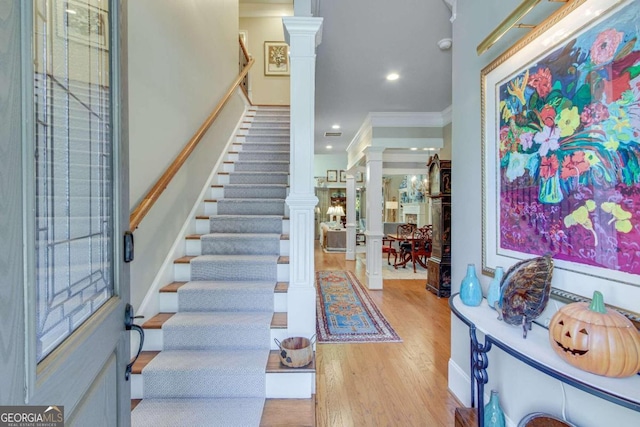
[365,148,384,290]
[283,17,323,338]
[345,172,356,261]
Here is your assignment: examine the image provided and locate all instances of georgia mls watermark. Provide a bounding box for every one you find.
[0,406,64,427]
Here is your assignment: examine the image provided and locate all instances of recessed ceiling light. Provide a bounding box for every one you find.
[332,124,340,129]
[326,145,333,150]
[410,147,418,151]
[386,73,400,81]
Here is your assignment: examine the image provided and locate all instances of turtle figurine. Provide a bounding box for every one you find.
[498,254,554,338]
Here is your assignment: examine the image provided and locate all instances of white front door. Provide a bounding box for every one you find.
[0,1,130,425]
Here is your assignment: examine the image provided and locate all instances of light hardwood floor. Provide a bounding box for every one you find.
[315,243,460,426]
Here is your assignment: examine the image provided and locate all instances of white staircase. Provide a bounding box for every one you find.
[130,106,315,426]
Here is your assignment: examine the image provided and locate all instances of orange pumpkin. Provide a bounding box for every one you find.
[548,291,640,378]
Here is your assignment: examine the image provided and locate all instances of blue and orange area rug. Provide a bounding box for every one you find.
[315,270,402,343]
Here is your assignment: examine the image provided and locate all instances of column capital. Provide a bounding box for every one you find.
[365,147,385,162]
[283,17,323,48]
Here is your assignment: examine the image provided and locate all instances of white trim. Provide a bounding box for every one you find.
[369,111,444,128]
[448,358,471,407]
[135,96,248,320]
[441,105,452,125]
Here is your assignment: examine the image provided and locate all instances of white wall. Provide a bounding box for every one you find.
[450,2,640,426]
[314,153,348,187]
[239,17,290,105]
[128,0,245,310]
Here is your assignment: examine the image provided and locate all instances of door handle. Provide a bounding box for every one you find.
[124,303,144,381]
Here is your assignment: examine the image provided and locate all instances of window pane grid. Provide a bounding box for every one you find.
[34,0,112,362]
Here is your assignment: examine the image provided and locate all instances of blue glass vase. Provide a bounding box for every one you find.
[486,266,504,311]
[460,264,482,306]
[484,390,506,427]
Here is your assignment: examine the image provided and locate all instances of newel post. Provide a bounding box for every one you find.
[282,17,323,338]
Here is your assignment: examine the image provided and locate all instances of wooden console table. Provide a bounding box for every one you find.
[449,294,640,426]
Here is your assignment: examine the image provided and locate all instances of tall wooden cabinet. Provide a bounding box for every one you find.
[426,154,452,297]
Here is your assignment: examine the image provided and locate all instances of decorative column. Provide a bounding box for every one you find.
[365,147,385,290]
[282,17,323,338]
[345,172,357,261]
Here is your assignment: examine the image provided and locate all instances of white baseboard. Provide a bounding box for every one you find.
[448,357,471,407]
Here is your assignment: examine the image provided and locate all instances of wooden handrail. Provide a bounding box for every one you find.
[129,56,255,231]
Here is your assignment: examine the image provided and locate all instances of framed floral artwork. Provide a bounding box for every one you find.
[482,0,640,295]
[340,170,347,182]
[264,41,289,76]
[327,170,338,182]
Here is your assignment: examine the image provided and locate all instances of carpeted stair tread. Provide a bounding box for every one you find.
[236,151,290,161]
[208,215,283,234]
[228,171,288,185]
[200,233,280,256]
[190,254,278,282]
[142,349,268,398]
[216,199,285,216]
[162,312,272,351]
[233,161,289,172]
[131,398,265,427]
[223,184,287,199]
[178,281,276,312]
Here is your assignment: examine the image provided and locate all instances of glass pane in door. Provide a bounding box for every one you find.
[33,0,113,361]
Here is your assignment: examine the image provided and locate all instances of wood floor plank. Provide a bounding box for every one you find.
[261,396,315,427]
[314,242,457,427]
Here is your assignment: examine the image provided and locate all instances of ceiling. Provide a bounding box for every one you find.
[240,0,454,154]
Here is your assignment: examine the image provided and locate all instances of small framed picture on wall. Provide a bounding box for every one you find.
[339,170,346,182]
[356,171,364,183]
[327,170,338,182]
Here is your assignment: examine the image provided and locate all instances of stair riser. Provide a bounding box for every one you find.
[251,116,290,122]
[227,174,289,185]
[200,237,280,256]
[208,184,289,200]
[131,371,312,400]
[244,121,290,129]
[239,143,290,152]
[186,239,289,256]
[244,136,290,143]
[142,373,265,399]
[196,218,289,235]
[239,128,290,136]
[173,262,289,282]
[233,163,289,172]
[204,200,289,216]
[143,328,290,352]
[163,327,270,351]
[159,291,287,313]
[236,152,290,162]
[222,187,288,199]
[216,201,286,216]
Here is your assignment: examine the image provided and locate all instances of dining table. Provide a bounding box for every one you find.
[385,233,429,270]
